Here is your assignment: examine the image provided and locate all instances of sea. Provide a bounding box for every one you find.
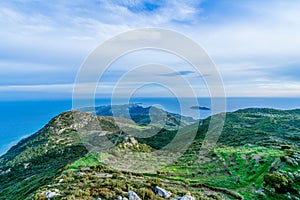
[0,97,299,155]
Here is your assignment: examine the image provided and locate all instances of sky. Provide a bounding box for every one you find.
[1,0,300,99]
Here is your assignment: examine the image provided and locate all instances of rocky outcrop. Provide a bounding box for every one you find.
[124,135,138,147]
[154,186,172,198]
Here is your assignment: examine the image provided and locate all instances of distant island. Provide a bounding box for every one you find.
[190,106,211,110]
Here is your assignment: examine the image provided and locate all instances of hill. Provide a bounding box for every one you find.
[0,108,299,199]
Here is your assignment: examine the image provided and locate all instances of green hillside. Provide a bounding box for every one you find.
[0,108,299,200]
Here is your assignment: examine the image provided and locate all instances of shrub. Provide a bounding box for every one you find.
[138,187,159,199]
[264,173,291,193]
[147,178,161,187]
[34,193,47,200]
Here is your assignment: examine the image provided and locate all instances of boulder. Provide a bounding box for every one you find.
[42,191,58,199]
[128,191,141,200]
[129,136,138,145]
[154,186,172,198]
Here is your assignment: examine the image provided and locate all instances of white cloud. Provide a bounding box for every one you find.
[226,82,300,97]
[0,0,300,97]
[0,84,73,92]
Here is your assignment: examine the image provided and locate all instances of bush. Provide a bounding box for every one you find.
[34,193,47,200]
[138,187,159,199]
[264,173,291,193]
[147,178,161,187]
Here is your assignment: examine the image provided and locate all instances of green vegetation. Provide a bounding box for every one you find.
[0,108,300,199]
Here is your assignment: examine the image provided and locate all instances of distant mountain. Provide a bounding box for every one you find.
[0,107,299,199]
[82,104,196,128]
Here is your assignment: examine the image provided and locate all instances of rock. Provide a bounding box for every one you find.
[124,135,138,145]
[171,194,195,200]
[292,154,300,162]
[24,163,30,169]
[0,168,10,175]
[181,195,196,200]
[222,162,227,168]
[128,191,141,200]
[295,171,300,179]
[286,157,298,167]
[122,136,139,148]
[42,191,58,199]
[288,172,295,180]
[129,136,138,145]
[154,186,172,198]
[117,196,128,200]
[53,189,59,193]
[254,188,264,194]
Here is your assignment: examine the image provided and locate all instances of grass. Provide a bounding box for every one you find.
[2,108,300,199]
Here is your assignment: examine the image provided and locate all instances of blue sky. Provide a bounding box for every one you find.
[1,0,300,99]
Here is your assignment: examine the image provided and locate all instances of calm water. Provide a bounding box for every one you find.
[0,97,299,155]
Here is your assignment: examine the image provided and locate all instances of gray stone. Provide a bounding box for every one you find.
[117,196,128,200]
[255,188,264,194]
[171,195,195,200]
[288,172,295,180]
[286,157,298,167]
[154,186,172,198]
[42,191,58,199]
[292,154,300,162]
[128,191,141,200]
[180,195,196,200]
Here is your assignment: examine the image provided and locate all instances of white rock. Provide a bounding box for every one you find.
[128,190,141,200]
[117,196,128,200]
[154,186,172,198]
[24,163,30,169]
[171,195,195,200]
[42,191,58,199]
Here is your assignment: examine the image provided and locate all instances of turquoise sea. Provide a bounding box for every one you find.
[0,97,299,155]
